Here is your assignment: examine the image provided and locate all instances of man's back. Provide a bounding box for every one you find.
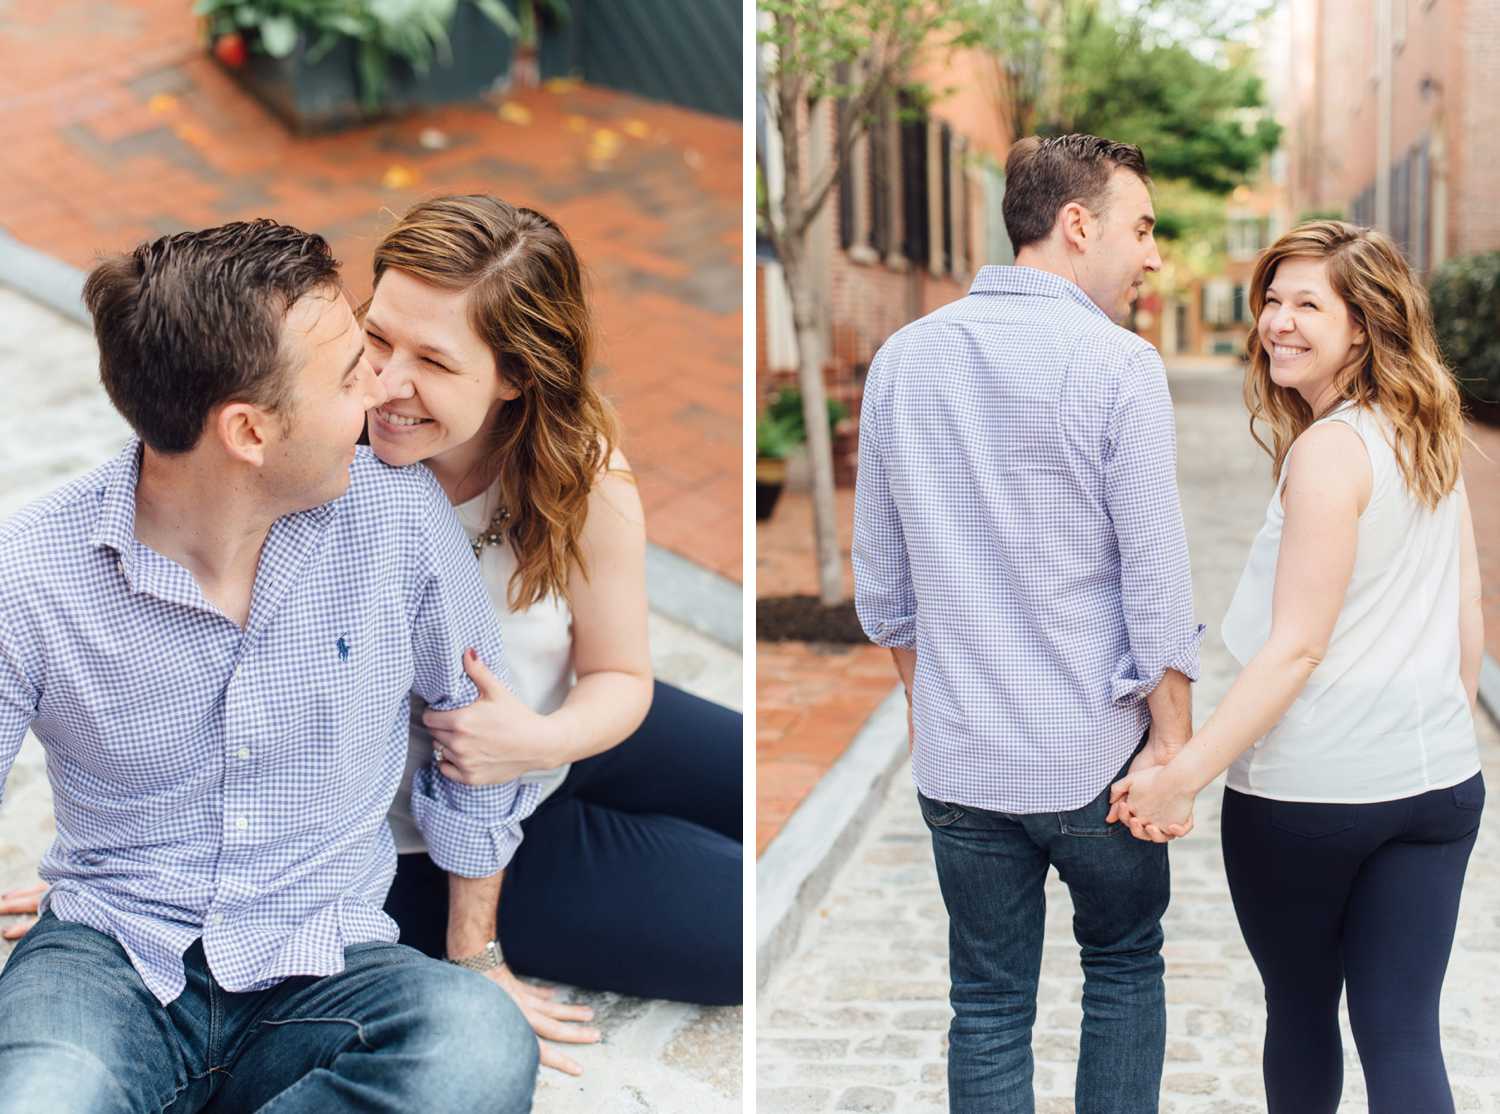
[853,265,1201,814]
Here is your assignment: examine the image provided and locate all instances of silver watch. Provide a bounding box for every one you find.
[447,939,504,972]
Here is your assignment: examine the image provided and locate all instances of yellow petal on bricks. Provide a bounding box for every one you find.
[173,123,210,147]
[622,119,650,139]
[590,129,621,157]
[565,116,588,133]
[382,164,417,190]
[148,94,179,115]
[498,102,533,126]
[543,77,580,94]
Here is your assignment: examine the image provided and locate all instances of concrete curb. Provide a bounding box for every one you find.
[1480,653,1500,727]
[756,683,909,991]
[644,543,741,651]
[0,232,88,326]
[0,235,743,651]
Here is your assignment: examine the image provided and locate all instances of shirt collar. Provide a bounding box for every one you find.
[87,437,342,582]
[967,265,1112,323]
[89,438,144,567]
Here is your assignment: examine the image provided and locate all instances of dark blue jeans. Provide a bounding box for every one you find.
[1221,773,1484,1114]
[386,681,743,1005]
[0,910,537,1113]
[919,755,1169,1113]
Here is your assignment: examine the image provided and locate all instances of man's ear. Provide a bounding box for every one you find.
[214,402,276,468]
[1058,201,1091,253]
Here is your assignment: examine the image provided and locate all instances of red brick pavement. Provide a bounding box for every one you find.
[0,0,741,582]
[756,486,899,855]
[1463,420,1500,662]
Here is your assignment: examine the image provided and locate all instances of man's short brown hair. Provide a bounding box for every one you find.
[1002,134,1151,254]
[83,220,341,454]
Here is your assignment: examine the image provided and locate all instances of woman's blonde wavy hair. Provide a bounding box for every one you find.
[371,194,620,609]
[1244,220,1464,509]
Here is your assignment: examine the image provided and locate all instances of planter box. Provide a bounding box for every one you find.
[217,2,515,135]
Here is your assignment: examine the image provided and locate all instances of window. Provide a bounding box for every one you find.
[940,122,953,274]
[1202,280,1234,327]
[983,163,1013,265]
[899,96,929,266]
[836,97,854,252]
[1232,284,1248,324]
[1227,217,1269,260]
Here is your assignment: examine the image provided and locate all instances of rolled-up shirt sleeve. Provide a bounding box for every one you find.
[405,467,540,877]
[1103,348,1204,703]
[853,343,917,648]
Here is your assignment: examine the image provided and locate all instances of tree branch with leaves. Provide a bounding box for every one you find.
[758,0,985,605]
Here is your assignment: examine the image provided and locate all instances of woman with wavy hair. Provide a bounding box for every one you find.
[362,195,742,1073]
[1109,221,1484,1112]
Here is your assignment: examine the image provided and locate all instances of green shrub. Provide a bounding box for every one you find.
[766,387,849,443]
[756,413,799,460]
[1429,251,1500,407]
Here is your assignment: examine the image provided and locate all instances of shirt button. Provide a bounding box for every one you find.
[235,817,248,830]
[210,913,223,925]
[236,748,250,760]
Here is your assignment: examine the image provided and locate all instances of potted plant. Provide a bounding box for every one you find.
[197,0,565,133]
[756,413,798,521]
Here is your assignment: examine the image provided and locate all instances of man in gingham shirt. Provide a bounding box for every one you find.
[0,222,538,1112]
[854,135,1203,1112]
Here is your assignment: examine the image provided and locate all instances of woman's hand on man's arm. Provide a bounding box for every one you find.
[0,880,44,940]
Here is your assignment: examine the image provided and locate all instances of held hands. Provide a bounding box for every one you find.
[423,649,558,785]
[1106,732,1197,843]
[482,963,600,1076]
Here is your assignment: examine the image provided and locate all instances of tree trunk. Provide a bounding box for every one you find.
[779,243,844,606]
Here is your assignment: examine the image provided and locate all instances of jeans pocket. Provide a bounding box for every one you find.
[1452,775,1486,812]
[1269,801,1356,838]
[916,791,965,828]
[1059,785,1120,838]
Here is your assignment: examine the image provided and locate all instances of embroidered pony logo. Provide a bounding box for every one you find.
[336,636,350,662]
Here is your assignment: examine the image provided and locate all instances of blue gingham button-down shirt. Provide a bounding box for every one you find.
[853,266,1203,813]
[0,441,539,1005]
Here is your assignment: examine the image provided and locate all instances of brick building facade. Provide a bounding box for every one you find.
[757,38,1015,483]
[1288,0,1500,270]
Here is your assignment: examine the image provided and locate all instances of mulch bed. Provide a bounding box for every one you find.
[757,595,869,643]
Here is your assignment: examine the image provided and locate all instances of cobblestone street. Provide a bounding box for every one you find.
[757,360,1500,1112]
[0,284,741,1113]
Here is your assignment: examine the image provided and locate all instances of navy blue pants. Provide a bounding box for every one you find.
[385,681,743,1005]
[1220,774,1484,1114]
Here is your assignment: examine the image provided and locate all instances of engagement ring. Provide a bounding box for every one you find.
[433,744,445,764]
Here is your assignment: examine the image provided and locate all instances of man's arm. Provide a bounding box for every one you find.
[0,612,37,803]
[1101,348,1205,717]
[1458,482,1484,711]
[853,344,918,651]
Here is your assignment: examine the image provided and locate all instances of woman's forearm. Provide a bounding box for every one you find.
[1164,642,1321,797]
[544,670,655,765]
[1460,599,1483,709]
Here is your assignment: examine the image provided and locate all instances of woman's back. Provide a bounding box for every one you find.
[1221,402,1477,801]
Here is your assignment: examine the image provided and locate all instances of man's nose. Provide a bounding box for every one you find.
[363,360,390,409]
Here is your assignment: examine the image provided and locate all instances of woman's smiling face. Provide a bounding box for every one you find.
[363,268,518,472]
[1257,256,1365,409]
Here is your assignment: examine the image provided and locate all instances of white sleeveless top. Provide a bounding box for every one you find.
[387,486,575,855]
[1220,402,1478,802]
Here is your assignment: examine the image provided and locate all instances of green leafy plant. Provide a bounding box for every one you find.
[757,413,801,460]
[195,0,568,110]
[1429,252,1500,408]
[766,386,848,445]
